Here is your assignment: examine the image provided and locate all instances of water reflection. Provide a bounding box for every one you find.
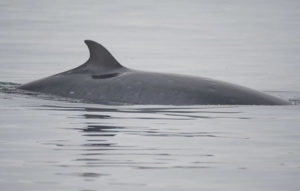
[56,172,108,178]
[35,103,250,181]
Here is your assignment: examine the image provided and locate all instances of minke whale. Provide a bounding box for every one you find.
[19,40,289,105]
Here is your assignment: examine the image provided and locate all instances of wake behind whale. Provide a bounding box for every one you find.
[19,40,289,105]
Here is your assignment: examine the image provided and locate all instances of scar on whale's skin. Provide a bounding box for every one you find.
[19,40,290,105]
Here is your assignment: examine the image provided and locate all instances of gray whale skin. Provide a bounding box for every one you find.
[19,40,289,105]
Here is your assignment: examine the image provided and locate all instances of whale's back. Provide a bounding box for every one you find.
[19,40,290,105]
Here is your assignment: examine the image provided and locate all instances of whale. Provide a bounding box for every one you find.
[19,40,289,105]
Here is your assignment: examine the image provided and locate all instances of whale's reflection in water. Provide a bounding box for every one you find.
[36,104,252,183]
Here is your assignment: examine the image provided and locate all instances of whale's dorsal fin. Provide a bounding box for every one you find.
[63,40,127,75]
[84,40,124,72]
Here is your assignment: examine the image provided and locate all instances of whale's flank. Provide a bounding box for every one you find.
[19,40,290,105]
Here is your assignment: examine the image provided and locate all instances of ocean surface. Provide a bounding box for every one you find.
[0,0,300,190]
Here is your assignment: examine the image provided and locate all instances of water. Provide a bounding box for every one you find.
[1,0,300,190]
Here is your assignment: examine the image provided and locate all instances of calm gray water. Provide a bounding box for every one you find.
[1,0,300,190]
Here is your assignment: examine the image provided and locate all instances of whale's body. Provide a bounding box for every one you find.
[19,40,289,105]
